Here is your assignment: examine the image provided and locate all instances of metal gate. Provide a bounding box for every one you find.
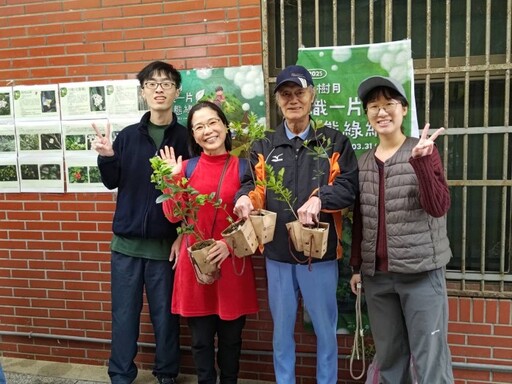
[262,0,512,296]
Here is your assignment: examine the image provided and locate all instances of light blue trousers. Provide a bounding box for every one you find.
[266,258,339,384]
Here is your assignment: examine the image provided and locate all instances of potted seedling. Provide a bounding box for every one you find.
[150,156,224,277]
[261,164,304,253]
[229,112,277,246]
[300,119,331,258]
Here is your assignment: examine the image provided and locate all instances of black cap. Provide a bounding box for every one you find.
[358,75,407,101]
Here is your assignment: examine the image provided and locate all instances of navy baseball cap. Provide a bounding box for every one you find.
[274,65,314,93]
[358,76,407,101]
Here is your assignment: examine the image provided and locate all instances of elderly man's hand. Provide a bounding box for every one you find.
[297,196,321,226]
[234,195,254,220]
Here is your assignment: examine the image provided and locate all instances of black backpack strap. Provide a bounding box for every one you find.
[238,157,249,182]
[185,157,200,178]
[186,155,247,181]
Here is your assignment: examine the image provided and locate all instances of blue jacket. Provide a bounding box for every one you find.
[98,111,189,240]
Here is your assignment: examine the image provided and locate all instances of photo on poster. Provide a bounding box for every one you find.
[66,156,107,193]
[18,154,64,192]
[105,79,147,118]
[13,85,60,121]
[62,120,106,153]
[0,124,16,154]
[0,87,14,123]
[0,155,20,193]
[60,82,109,120]
[15,121,63,154]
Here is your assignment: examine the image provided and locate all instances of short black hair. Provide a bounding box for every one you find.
[136,61,182,88]
[186,101,232,156]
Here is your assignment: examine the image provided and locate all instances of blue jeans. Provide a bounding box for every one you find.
[0,362,6,384]
[266,258,339,384]
[108,251,180,383]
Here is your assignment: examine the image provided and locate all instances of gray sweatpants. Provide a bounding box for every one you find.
[363,268,454,384]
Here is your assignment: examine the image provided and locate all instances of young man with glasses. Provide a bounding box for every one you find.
[91,61,189,384]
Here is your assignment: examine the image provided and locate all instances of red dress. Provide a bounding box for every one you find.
[163,152,259,320]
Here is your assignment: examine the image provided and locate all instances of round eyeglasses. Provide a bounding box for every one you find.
[366,101,400,116]
[192,118,222,134]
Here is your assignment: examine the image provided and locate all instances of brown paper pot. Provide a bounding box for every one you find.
[285,220,304,252]
[188,239,218,274]
[249,209,277,245]
[302,222,330,258]
[221,218,258,257]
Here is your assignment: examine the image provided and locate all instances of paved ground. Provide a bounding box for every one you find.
[1,357,269,384]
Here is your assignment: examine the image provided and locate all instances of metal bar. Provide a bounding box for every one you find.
[260,0,271,126]
[280,0,285,68]
[332,0,337,46]
[298,0,302,48]
[351,0,356,44]
[314,0,319,47]
[447,180,512,187]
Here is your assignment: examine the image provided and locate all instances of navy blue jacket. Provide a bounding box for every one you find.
[98,112,189,240]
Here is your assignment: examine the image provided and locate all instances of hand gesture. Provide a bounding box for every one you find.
[159,145,182,176]
[412,123,445,158]
[91,122,115,157]
[233,195,254,220]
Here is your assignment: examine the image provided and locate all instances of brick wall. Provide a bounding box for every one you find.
[0,1,511,383]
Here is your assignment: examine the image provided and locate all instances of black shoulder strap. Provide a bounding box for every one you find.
[185,155,248,181]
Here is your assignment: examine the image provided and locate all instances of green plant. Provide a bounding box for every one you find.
[150,156,226,242]
[260,164,299,221]
[303,119,333,198]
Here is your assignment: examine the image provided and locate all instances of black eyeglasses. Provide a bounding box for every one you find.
[143,81,176,90]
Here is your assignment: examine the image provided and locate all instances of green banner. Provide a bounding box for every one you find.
[297,40,418,158]
[173,65,266,128]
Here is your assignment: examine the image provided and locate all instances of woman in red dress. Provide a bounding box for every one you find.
[160,101,258,384]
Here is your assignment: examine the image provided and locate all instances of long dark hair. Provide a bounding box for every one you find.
[186,101,232,156]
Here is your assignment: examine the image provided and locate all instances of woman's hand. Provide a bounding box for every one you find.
[91,122,115,157]
[412,123,445,158]
[206,240,231,268]
[169,234,182,270]
[350,273,362,295]
[159,145,183,176]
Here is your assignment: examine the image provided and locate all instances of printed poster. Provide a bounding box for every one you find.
[297,39,418,158]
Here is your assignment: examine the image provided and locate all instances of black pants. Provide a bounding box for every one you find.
[187,315,246,384]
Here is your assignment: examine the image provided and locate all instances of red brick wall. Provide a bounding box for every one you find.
[0,1,511,383]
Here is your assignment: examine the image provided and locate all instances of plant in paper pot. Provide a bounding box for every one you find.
[150,156,225,276]
[261,120,331,259]
[230,112,277,246]
[300,120,332,258]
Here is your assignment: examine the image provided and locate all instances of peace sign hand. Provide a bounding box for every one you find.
[159,145,183,176]
[412,123,445,158]
[91,122,114,157]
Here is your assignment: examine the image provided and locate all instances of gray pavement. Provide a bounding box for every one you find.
[1,357,270,384]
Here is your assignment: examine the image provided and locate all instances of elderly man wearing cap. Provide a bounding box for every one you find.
[349,76,454,383]
[234,65,359,383]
